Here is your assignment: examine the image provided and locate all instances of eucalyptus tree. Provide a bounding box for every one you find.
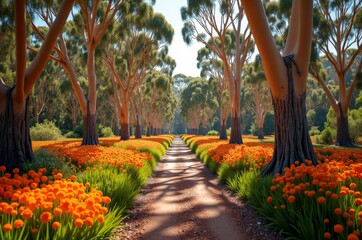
[103,4,173,140]
[197,44,229,139]
[309,0,362,146]
[182,0,253,143]
[142,71,172,136]
[244,55,272,140]
[180,77,218,135]
[241,0,317,175]
[0,0,74,170]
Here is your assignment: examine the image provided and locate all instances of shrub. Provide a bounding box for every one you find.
[22,148,76,178]
[207,130,219,136]
[30,120,62,140]
[316,126,335,144]
[308,126,320,136]
[99,126,114,137]
[65,131,81,138]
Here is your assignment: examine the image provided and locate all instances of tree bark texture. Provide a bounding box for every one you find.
[229,114,243,144]
[146,123,151,137]
[261,55,317,176]
[219,119,228,140]
[135,115,142,139]
[336,104,353,146]
[81,101,99,145]
[0,88,33,170]
[120,123,130,140]
[258,127,264,140]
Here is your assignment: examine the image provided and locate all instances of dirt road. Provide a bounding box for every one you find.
[116,136,283,240]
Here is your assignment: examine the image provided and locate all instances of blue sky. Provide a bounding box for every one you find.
[153,0,204,77]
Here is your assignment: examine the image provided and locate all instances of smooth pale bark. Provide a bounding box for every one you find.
[220,117,228,140]
[241,0,317,176]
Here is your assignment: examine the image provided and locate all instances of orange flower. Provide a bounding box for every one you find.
[267,196,273,203]
[3,223,12,232]
[40,212,52,223]
[52,221,61,230]
[331,193,338,200]
[288,195,296,203]
[334,224,343,233]
[349,183,357,189]
[31,228,38,234]
[74,218,84,228]
[85,217,94,227]
[317,197,326,204]
[323,232,331,239]
[347,221,354,227]
[348,233,359,240]
[54,208,62,216]
[0,166,6,172]
[355,198,362,206]
[335,208,343,215]
[97,214,105,223]
[14,219,24,229]
[22,208,33,220]
[358,211,362,218]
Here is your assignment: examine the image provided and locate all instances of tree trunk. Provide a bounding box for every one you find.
[258,127,264,140]
[120,123,130,140]
[0,88,33,171]
[229,113,243,144]
[119,98,130,140]
[135,115,142,139]
[335,103,353,146]
[200,127,206,136]
[81,101,99,145]
[261,56,316,176]
[129,124,133,137]
[146,122,151,136]
[219,118,228,140]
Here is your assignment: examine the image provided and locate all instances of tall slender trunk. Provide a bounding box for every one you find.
[257,127,264,140]
[335,103,353,146]
[229,86,243,144]
[220,118,228,140]
[120,99,130,140]
[82,101,99,145]
[135,115,142,139]
[146,122,151,136]
[82,46,99,145]
[261,56,317,176]
[0,88,33,170]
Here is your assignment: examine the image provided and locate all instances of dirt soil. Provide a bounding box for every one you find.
[114,136,284,240]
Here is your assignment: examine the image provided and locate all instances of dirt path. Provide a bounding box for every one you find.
[116,136,283,240]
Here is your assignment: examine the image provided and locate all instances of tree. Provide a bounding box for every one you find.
[180,77,218,135]
[241,0,317,175]
[244,55,272,139]
[103,5,173,140]
[310,0,362,146]
[0,0,74,170]
[197,45,230,140]
[181,0,253,144]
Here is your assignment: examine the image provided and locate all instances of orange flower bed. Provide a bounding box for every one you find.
[113,139,165,151]
[0,167,110,232]
[33,140,152,169]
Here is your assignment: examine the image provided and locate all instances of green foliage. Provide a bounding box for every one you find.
[30,120,62,141]
[309,126,321,136]
[64,131,81,138]
[22,149,76,178]
[349,109,362,142]
[99,126,114,137]
[207,130,219,136]
[316,127,335,145]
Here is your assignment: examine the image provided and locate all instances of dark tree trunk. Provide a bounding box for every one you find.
[81,102,99,145]
[335,103,353,146]
[219,119,228,140]
[135,115,142,139]
[0,88,33,171]
[146,122,151,137]
[229,114,243,144]
[200,127,206,136]
[258,127,264,140]
[129,124,133,137]
[261,55,317,176]
[120,123,130,140]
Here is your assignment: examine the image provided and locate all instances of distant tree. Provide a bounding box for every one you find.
[197,44,230,140]
[310,0,362,146]
[181,0,253,143]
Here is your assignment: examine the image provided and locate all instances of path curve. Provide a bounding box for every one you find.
[116,136,283,240]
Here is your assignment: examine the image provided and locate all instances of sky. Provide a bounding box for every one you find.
[153,0,204,77]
